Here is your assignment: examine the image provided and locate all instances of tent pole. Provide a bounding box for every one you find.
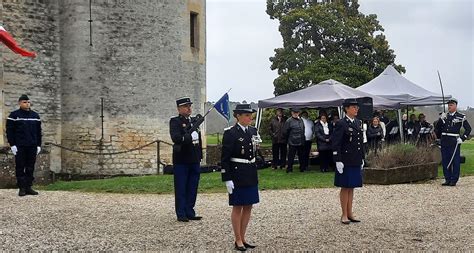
[397,109,404,143]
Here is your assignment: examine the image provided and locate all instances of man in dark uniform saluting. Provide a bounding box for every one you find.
[435,98,471,186]
[169,96,203,222]
[6,94,42,197]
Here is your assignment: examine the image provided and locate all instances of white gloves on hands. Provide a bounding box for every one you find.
[457,137,463,144]
[440,112,447,120]
[11,146,18,156]
[225,180,234,194]
[37,146,41,155]
[336,162,344,174]
[191,131,199,141]
[361,159,365,170]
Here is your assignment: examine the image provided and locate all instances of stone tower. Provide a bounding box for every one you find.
[0,0,206,181]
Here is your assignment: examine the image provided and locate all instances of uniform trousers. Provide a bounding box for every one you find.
[15,146,37,188]
[441,144,461,184]
[174,163,200,219]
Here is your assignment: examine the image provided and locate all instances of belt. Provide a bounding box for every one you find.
[230,158,256,164]
[442,133,459,137]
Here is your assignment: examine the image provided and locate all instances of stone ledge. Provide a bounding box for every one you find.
[363,162,438,185]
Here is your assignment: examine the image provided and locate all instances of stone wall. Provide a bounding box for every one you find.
[0,147,52,188]
[1,0,62,171]
[58,0,206,175]
[0,0,206,182]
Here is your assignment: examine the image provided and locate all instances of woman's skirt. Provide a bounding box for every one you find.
[334,166,363,188]
[229,185,260,206]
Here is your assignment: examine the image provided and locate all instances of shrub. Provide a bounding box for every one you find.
[366,143,436,169]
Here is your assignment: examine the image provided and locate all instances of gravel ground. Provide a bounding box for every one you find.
[1,177,473,251]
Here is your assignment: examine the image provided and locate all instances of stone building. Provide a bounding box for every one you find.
[0,0,206,186]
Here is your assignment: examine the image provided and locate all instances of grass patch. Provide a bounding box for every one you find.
[41,166,334,194]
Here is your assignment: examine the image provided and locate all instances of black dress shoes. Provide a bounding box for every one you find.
[234,242,246,251]
[243,242,256,249]
[177,217,189,222]
[449,182,457,186]
[441,182,450,186]
[25,187,39,195]
[188,216,202,220]
[348,217,361,222]
[18,188,26,197]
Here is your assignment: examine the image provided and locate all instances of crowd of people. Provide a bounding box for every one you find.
[269,108,441,172]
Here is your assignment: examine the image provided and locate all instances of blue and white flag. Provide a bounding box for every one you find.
[214,93,230,122]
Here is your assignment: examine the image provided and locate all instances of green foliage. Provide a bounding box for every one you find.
[267,0,405,95]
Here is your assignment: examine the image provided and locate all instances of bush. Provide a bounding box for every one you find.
[366,143,436,169]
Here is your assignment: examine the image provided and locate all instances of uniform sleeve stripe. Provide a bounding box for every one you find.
[7,117,41,121]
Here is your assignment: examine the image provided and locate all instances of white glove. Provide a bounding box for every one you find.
[191,131,199,141]
[336,162,344,174]
[440,112,447,120]
[361,159,365,170]
[225,180,234,194]
[11,146,18,156]
[37,146,41,155]
[457,137,463,144]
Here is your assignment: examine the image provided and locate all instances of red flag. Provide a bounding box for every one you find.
[0,26,36,58]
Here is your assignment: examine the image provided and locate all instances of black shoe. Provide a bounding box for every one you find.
[341,219,350,225]
[234,242,247,251]
[243,242,256,249]
[441,182,450,186]
[348,217,361,222]
[25,187,39,195]
[18,188,26,197]
[286,168,292,173]
[188,216,202,220]
[177,217,189,222]
[449,182,457,186]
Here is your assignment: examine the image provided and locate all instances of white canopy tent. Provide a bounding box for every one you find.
[357,65,451,142]
[258,79,400,109]
[356,65,450,105]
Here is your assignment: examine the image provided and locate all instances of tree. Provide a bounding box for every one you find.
[267,0,405,95]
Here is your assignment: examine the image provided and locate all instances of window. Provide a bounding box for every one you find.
[190,12,199,49]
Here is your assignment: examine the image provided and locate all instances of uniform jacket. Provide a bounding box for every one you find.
[221,124,259,188]
[283,117,305,146]
[270,115,287,144]
[435,111,471,147]
[314,121,332,151]
[169,115,203,164]
[6,109,42,147]
[331,116,364,166]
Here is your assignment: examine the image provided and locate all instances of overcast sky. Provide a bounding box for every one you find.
[206,0,473,108]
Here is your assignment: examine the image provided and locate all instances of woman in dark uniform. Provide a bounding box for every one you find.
[332,99,365,224]
[221,104,259,251]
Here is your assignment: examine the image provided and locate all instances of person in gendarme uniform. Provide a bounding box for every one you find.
[332,98,365,225]
[6,94,42,197]
[435,98,471,186]
[221,104,259,251]
[169,96,203,222]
